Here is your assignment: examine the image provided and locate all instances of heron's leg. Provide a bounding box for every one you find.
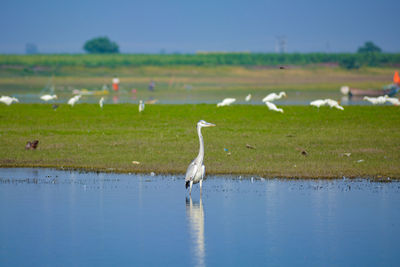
[189,180,193,195]
[199,180,203,196]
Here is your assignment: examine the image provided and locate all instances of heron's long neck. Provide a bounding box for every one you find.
[196,126,204,163]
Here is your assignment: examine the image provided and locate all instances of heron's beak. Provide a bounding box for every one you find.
[207,123,216,127]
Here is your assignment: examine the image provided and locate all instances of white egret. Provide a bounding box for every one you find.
[385,96,400,106]
[245,94,252,102]
[217,98,236,107]
[363,96,387,105]
[265,101,284,113]
[0,96,19,105]
[99,97,104,108]
[331,103,344,110]
[185,120,216,195]
[68,95,81,106]
[262,91,287,102]
[40,94,57,101]
[139,100,145,112]
[310,99,327,108]
[325,99,344,110]
[340,86,350,95]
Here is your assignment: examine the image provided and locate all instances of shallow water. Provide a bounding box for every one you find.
[1,168,399,266]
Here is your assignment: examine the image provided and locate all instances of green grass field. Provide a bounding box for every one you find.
[1,104,399,179]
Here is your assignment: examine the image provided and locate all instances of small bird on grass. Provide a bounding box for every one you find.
[25,140,39,150]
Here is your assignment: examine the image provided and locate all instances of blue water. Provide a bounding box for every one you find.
[0,168,399,266]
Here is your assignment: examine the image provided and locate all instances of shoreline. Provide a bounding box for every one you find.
[1,165,398,181]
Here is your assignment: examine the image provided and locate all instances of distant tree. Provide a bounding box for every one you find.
[357,41,382,53]
[83,37,119,54]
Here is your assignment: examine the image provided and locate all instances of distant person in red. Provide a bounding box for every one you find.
[148,80,155,91]
[112,77,120,91]
[394,71,400,86]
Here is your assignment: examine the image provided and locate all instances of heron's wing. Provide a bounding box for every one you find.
[185,161,199,182]
[201,165,206,180]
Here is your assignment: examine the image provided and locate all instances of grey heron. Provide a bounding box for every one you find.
[185,120,215,195]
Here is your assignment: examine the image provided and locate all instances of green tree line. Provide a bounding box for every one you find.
[0,53,399,68]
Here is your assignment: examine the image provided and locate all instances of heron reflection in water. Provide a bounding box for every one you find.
[186,197,205,267]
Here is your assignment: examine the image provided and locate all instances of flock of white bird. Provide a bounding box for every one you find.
[310,99,344,110]
[1,92,399,112]
[216,92,400,113]
[363,95,400,106]
[217,91,287,113]
[0,93,148,113]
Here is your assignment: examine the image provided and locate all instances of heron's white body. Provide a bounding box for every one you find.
[139,100,145,112]
[217,98,236,107]
[185,120,215,195]
[68,95,81,106]
[363,96,387,105]
[0,96,19,105]
[40,94,57,101]
[265,101,284,113]
[99,97,104,108]
[262,92,286,102]
[245,94,252,102]
[310,99,327,108]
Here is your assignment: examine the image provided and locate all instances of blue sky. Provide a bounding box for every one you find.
[1,0,399,54]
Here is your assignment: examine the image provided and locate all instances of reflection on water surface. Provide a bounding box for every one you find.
[1,168,400,266]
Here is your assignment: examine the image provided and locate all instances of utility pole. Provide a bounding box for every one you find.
[275,35,287,53]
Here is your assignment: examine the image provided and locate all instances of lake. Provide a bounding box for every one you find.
[0,168,399,266]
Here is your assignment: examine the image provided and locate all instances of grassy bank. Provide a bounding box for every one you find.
[1,104,399,178]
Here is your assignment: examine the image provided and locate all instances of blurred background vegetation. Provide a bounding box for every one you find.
[1,53,398,70]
